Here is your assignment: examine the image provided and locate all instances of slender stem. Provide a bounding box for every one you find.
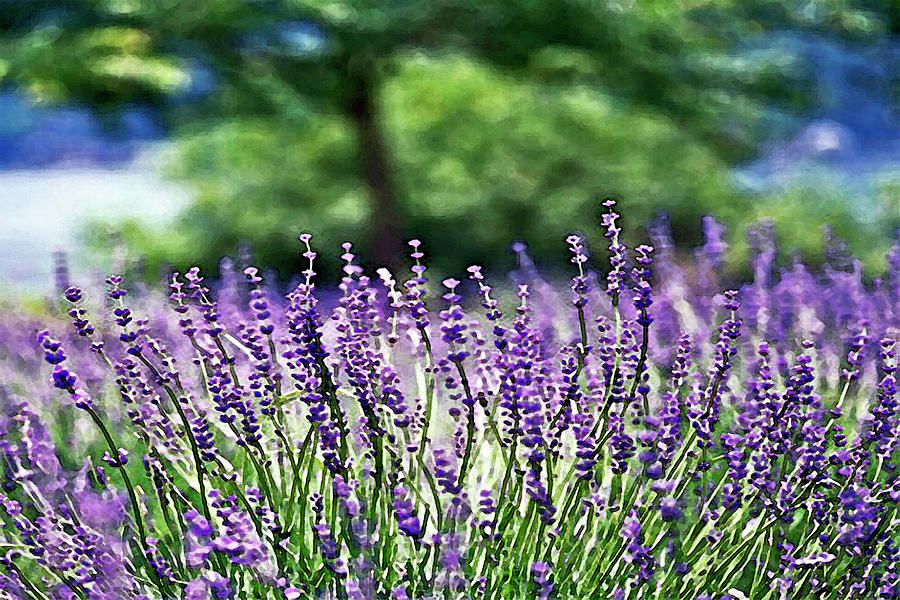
[454,358,479,486]
[82,406,166,595]
[631,315,651,417]
[416,326,436,466]
[134,353,213,523]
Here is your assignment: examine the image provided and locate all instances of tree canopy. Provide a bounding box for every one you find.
[1,0,895,278]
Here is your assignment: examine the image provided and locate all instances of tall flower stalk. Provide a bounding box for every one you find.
[0,207,897,599]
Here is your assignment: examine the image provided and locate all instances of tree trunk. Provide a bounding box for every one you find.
[346,73,403,267]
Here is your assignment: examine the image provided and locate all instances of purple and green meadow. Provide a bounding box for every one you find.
[0,201,898,599]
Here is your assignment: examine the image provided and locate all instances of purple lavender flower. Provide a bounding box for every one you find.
[4,205,900,600]
[392,485,422,539]
[601,199,628,302]
[531,560,554,600]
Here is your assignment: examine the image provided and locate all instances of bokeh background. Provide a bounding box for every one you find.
[0,0,897,292]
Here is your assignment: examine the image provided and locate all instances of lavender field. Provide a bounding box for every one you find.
[0,201,898,599]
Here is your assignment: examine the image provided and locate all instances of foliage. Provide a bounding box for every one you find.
[113,54,744,280]
[3,0,895,276]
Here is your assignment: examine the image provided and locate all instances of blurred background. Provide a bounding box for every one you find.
[0,0,897,292]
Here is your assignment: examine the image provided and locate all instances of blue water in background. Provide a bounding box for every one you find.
[734,32,899,211]
[0,32,896,292]
[0,95,188,292]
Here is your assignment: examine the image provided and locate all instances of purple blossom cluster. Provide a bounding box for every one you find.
[0,203,897,599]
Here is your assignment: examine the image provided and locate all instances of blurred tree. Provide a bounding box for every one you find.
[1,0,894,276]
[106,54,745,280]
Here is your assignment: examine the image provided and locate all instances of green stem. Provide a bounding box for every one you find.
[453,358,480,486]
[83,406,167,595]
[134,353,213,523]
